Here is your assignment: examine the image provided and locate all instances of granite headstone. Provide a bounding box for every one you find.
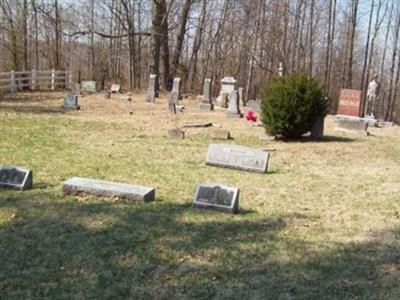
[193,183,239,214]
[62,177,155,202]
[0,165,33,190]
[206,144,269,173]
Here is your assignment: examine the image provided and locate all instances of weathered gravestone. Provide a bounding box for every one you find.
[226,90,243,118]
[334,116,368,135]
[238,87,244,106]
[81,81,97,93]
[146,74,157,102]
[193,183,239,214]
[110,84,121,93]
[247,100,261,113]
[206,144,269,173]
[62,94,80,110]
[212,129,231,140]
[337,89,362,117]
[62,177,155,202]
[172,77,182,101]
[217,77,236,107]
[199,78,214,112]
[0,165,33,190]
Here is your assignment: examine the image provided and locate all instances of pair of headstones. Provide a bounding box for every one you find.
[194,144,270,214]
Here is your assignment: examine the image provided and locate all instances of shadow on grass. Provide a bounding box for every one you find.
[282,135,354,143]
[0,93,59,103]
[0,105,66,115]
[0,195,399,299]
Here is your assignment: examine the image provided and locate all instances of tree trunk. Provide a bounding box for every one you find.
[171,0,192,78]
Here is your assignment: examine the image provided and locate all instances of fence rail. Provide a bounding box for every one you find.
[0,70,72,92]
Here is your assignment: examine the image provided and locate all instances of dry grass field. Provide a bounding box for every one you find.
[1,91,400,299]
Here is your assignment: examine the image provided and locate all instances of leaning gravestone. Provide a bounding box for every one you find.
[0,165,33,190]
[146,74,156,102]
[226,90,242,118]
[81,81,97,93]
[199,78,213,112]
[206,144,269,173]
[62,177,155,202]
[193,183,239,214]
[62,94,80,110]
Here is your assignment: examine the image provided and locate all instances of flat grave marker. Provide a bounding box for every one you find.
[62,177,155,202]
[206,144,269,173]
[0,165,33,190]
[193,183,239,214]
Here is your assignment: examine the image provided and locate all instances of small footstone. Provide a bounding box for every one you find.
[62,177,155,202]
[0,165,33,190]
[212,130,231,140]
[168,129,185,140]
[193,183,239,214]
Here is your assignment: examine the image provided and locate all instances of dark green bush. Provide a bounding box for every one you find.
[261,74,328,138]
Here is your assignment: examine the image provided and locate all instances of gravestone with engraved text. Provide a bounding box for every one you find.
[193,183,239,214]
[206,144,269,173]
[0,165,33,190]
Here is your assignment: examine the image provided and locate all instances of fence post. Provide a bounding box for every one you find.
[31,69,36,90]
[51,69,55,91]
[11,70,16,92]
[68,71,73,90]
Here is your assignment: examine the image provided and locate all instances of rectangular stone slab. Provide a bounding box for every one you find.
[62,177,155,202]
[206,144,269,173]
[193,183,239,214]
[0,165,33,190]
[334,115,368,134]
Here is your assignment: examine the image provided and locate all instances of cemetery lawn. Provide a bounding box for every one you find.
[1,92,400,300]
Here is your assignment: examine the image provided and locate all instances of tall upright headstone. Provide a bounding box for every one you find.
[199,78,213,112]
[172,77,182,101]
[147,74,156,103]
[226,90,242,118]
[217,77,236,107]
[238,87,244,106]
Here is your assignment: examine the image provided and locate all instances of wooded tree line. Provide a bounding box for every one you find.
[0,0,399,121]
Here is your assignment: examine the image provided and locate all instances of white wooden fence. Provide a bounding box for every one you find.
[0,70,72,92]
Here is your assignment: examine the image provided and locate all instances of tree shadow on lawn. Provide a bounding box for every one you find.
[0,198,398,299]
[0,93,60,103]
[281,135,354,143]
[0,105,66,115]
